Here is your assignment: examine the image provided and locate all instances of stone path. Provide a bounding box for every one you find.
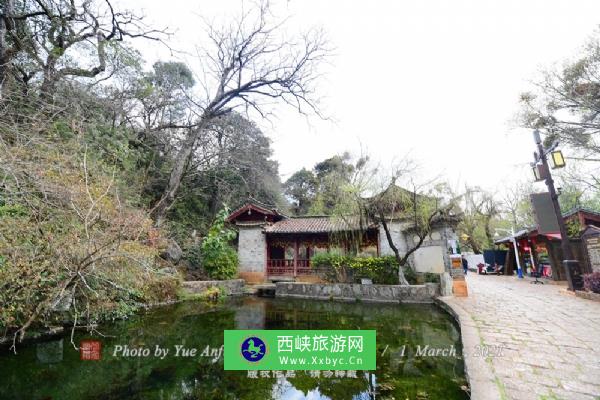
[440,273,600,400]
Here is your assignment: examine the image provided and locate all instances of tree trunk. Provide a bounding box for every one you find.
[152,122,206,226]
[398,233,426,267]
[483,217,494,249]
[379,213,409,285]
[468,236,482,254]
[0,0,15,97]
[40,52,61,99]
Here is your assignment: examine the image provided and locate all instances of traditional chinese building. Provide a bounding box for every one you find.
[494,207,600,280]
[227,200,460,283]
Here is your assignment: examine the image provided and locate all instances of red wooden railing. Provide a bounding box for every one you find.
[267,259,312,276]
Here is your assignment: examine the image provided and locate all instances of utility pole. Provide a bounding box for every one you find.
[533,129,582,290]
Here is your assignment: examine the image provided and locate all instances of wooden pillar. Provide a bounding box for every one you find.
[266,236,270,273]
[294,240,299,277]
[530,240,539,276]
[506,247,515,275]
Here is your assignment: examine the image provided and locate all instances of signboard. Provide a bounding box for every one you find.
[585,235,600,273]
[450,255,462,269]
[224,330,376,370]
[530,192,560,234]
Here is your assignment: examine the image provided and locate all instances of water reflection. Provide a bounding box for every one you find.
[235,296,267,329]
[35,339,63,364]
[0,297,468,400]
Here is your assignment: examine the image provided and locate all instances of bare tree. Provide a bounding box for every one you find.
[151,1,329,225]
[457,186,501,252]
[517,30,600,190]
[0,0,166,97]
[367,180,459,285]
[330,156,460,285]
[500,181,535,230]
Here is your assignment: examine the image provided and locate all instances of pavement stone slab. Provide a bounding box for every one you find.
[439,274,600,400]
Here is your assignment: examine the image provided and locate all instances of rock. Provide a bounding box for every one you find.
[36,339,64,364]
[440,272,453,296]
[160,239,183,264]
[158,267,178,275]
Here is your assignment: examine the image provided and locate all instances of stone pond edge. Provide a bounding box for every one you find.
[435,296,503,400]
[181,279,245,295]
[274,282,440,303]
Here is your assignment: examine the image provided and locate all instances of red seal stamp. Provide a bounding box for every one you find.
[80,340,102,360]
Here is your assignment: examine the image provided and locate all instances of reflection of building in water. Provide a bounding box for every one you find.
[266,307,327,329]
[235,297,267,329]
[36,339,64,363]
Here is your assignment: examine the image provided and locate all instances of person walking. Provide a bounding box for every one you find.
[462,255,469,275]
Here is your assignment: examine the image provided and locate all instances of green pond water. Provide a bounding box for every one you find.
[0,296,468,400]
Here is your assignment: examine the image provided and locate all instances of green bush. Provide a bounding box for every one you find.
[423,272,440,284]
[199,207,238,280]
[311,252,350,268]
[349,256,400,285]
[311,252,352,283]
[311,253,416,285]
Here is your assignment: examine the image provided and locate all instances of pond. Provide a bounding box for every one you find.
[0,296,468,400]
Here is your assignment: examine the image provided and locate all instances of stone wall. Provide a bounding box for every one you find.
[276,282,439,303]
[182,279,245,295]
[237,226,266,282]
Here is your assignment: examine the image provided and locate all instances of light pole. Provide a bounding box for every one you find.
[496,228,523,278]
[531,129,582,291]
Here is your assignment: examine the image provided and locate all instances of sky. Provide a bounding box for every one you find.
[120,0,600,192]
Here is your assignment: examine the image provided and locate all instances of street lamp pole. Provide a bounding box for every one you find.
[532,129,580,290]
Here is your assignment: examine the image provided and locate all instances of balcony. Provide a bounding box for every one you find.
[266,259,312,277]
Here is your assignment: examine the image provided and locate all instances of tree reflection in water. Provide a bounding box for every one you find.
[0,296,468,400]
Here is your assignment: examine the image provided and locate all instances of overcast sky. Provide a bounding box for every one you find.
[121,0,600,192]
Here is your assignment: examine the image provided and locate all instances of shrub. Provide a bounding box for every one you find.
[311,253,416,285]
[142,275,180,303]
[423,272,440,284]
[402,265,418,285]
[311,252,350,269]
[199,207,238,280]
[311,252,352,283]
[349,256,400,285]
[583,272,600,294]
[0,141,179,335]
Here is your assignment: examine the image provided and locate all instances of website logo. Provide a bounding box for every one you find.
[225,330,376,370]
[241,336,266,362]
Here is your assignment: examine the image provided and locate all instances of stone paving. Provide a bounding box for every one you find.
[440,273,600,400]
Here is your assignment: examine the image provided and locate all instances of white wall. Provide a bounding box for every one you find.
[413,246,445,273]
[379,221,409,256]
[379,222,457,274]
[237,226,266,273]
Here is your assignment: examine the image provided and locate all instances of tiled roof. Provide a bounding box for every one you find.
[227,201,284,222]
[265,216,377,234]
[562,207,600,219]
[235,221,267,227]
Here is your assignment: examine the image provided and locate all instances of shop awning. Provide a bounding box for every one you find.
[541,232,561,240]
